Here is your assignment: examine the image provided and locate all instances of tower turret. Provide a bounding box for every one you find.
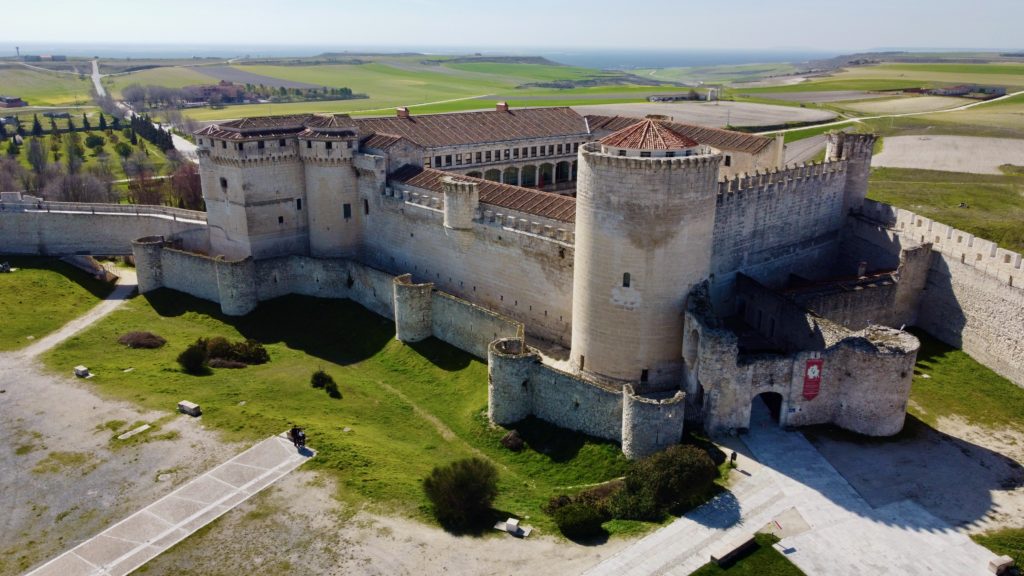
[442,176,479,230]
[826,132,877,215]
[571,120,722,389]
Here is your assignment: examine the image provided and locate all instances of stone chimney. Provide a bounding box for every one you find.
[396,107,410,119]
[496,102,509,112]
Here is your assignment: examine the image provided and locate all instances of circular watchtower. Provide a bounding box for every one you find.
[571,119,721,389]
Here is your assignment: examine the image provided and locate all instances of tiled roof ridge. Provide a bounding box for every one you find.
[599,119,699,150]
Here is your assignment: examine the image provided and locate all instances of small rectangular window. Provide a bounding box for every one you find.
[456,153,462,165]
[485,151,492,162]
[363,198,369,215]
[475,152,482,163]
[326,141,333,150]
[445,154,452,166]
[618,150,627,156]
[278,216,284,224]
[504,149,510,160]
[580,355,585,370]
[236,142,243,151]
[424,157,432,167]
[221,141,226,149]
[557,144,563,154]
[279,139,286,147]
[548,145,554,155]
[306,141,312,149]
[513,148,519,159]
[219,177,228,189]
[531,147,537,157]
[343,203,352,219]
[640,369,649,383]
[296,198,302,210]
[640,151,652,158]
[435,155,442,166]
[724,155,732,167]
[258,140,265,149]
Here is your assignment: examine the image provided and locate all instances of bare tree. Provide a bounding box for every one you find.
[44,173,115,203]
[169,161,203,210]
[0,158,28,192]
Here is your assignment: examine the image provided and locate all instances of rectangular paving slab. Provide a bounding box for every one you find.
[24,433,313,576]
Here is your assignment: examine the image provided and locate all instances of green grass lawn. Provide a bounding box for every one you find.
[690,534,806,575]
[908,329,1024,430]
[867,167,1024,252]
[972,527,1024,569]
[41,289,630,534]
[0,68,94,106]
[0,256,115,351]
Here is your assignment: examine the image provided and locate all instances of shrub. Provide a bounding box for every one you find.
[325,380,342,399]
[500,429,524,452]
[607,485,660,521]
[230,339,269,365]
[209,358,246,369]
[553,502,607,539]
[543,494,573,515]
[626,445,718,510]
[206,336,233,360]
[117,331,166,349]
[423,458,499,531]
[84,134,105,149]
[177,338,209,375]
[310,369,332,389]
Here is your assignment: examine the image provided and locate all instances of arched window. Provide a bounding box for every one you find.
[622,273,631,288]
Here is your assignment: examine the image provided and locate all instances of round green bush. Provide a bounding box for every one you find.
[310,369,332,389]
[423,458,498,531]
[626,444,718,510]
[553,502,607,539]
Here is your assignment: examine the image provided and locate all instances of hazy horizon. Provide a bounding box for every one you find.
[6,0,1022,56]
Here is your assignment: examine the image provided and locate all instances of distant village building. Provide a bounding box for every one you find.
[0,96,28,109]
[927,84,1006,98]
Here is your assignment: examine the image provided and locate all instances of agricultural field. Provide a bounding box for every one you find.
[0,67,93,106]
[867,167,1024,252]
[872,135,1024,174]
[41,290,634,535]
[102,66,216,98]
[636,62,800,85]
[829,95,971,114]
[0,256,114,351]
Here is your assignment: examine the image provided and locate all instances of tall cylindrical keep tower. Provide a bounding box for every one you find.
[571,120,722,390]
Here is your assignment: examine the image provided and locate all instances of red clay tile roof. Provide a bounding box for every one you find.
[361,133,405,150]
[354,107,589,149]
[391,166,576,223]
[599,119,699,150]
[586,115,773,154]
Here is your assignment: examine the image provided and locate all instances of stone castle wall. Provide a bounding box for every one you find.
[0,203,207,256]
[361,179,575,346]
[710,160,850,311]
[851,201,1024,386]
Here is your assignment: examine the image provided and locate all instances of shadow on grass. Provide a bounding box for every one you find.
[507,416,592,463]
[1,255,116,300]
[144,289,396,365]
[407,338,473,371]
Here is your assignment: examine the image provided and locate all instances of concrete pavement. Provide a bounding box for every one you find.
[24,434,314,576]
[584,400,1000,576]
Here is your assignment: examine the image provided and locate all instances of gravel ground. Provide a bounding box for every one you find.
[572,101,836,128]
[873,135,1024,174]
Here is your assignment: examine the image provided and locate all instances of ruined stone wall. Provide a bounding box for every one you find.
[685,283,917,437]
[854,201,1024,386]
[711,160,850,311]
[0,208,207,256]
[360,183,574,346]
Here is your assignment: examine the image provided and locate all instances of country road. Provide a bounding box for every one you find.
[758,89,1024,136]
[91,59,105,97]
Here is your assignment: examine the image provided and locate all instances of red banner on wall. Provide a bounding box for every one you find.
[803,358,824,400]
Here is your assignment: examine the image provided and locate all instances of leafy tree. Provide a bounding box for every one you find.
[31,114,43,137]
[5,140,19,157]
[423,458,499,531]
[624,445,718,510]
[114,141,133,159]
[552,502,607,540]
[85,134,105,150]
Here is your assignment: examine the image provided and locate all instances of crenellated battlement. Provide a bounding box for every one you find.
[716,159,848,202]
[862,199,1023,287]
[579,142,722,172]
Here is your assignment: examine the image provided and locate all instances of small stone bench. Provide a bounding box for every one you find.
[177,400,202,417]
[709,532,757,566]
[989,555,1014,575]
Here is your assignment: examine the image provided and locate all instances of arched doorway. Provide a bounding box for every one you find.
[555,161,571,183]
[520,165,537,187]
[538,163,554,188]
[502,166,520,185]
[753,391,784,425]
[484,169,501,182]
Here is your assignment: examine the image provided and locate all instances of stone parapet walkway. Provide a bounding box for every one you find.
[24,434,313,576]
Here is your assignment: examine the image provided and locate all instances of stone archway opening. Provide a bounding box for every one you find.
[754,391,784,424]
[484,169,502,182]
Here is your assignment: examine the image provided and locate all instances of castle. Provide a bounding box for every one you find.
[2,104,1021,458]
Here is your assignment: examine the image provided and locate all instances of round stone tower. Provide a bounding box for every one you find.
[442,176,479,230]
[571,119,722,389]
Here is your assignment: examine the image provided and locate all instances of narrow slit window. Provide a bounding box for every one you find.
[622,273,631,288]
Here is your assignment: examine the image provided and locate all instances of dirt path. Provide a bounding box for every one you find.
[20,269,137,359]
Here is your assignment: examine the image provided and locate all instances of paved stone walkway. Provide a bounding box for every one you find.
[25,434,314,576]
[584,402,1000,576]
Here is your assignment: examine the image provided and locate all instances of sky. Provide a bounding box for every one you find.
[6,0,1023,53]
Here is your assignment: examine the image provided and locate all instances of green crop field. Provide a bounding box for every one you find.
[444,62,621,83]
[637,63,799,85]
[867,167,1024,252]
[41,290,631,534]
[0,257,114,351]
[103,66,217,98]
[0,67,93,106]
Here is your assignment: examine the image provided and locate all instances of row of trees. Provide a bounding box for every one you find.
[121,82,363,111]
[129,114,175,152]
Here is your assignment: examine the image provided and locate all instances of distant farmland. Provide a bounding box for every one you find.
[196,65,322,89]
